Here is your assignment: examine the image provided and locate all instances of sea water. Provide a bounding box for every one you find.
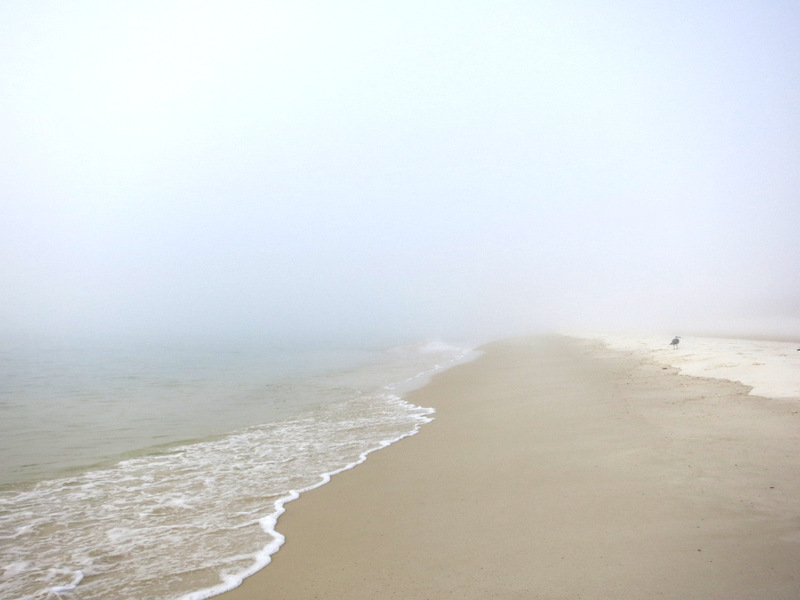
[0,336,476,600]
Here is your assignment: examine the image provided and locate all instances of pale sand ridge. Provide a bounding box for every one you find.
[217,335,800,599]
[582,332,800,399]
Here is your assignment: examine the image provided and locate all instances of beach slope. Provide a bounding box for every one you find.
[219,335,800,599]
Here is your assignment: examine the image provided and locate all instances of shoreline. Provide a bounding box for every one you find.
[216,334,800,599]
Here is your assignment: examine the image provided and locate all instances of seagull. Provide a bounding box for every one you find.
[670,336,680,349]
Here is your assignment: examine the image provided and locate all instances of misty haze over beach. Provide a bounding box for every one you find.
[2,5,799,598]
[2,1,799,343]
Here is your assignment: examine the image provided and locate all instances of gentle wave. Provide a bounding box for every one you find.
[1,392,432,600]
[0,340,475,600]
[177,395,434,600]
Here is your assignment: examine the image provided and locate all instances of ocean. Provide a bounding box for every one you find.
[0,336,476,600]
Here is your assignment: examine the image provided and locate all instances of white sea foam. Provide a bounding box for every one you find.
[576,332,800,399]
[176,400,434,600]
[0,340,472,600]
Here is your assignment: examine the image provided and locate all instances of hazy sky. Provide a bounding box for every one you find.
[2,1,799,343]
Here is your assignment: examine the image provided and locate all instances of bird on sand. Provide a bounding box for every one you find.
[670,336,680,348]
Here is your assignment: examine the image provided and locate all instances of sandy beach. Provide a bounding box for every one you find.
[217,335,800,599]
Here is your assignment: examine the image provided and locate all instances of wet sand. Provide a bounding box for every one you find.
[217,335,800,599]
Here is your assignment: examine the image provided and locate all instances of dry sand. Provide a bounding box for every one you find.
[218,335,800,599]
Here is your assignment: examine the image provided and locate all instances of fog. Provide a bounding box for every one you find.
[2,1,799,344]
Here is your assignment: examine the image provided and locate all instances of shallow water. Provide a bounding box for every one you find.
[0,337,475,600]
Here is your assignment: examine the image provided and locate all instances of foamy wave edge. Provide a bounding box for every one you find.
[175,342,482,600]
[175,398,434,600]
[175,345,480,600]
